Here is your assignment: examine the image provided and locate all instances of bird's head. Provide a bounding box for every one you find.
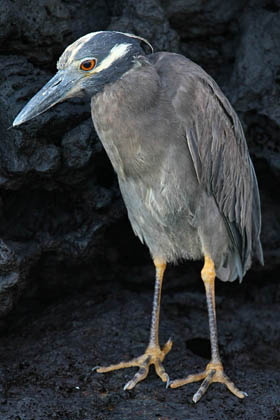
[13,31,153,127]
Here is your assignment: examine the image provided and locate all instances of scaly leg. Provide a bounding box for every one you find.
[170,255,247,402]
[96,257,172,390]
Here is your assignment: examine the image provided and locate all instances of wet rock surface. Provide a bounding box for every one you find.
[0,0,279,418]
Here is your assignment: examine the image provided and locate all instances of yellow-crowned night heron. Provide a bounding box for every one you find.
[13,31,263,402]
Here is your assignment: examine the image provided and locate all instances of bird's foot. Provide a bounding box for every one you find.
[96,338,172,390]
[170,360,247,403]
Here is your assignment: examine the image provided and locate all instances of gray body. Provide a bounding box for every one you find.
[12,32,263,399]
[13,32,263,282]
[92,52,263,282]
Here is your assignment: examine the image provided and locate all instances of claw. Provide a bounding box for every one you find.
[165,374,170,389]
[123,380,132,391]
[162,337,173,355]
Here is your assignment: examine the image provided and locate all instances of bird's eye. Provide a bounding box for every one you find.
[80,59,96,71]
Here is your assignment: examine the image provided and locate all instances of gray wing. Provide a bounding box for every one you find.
[156,53,263,275]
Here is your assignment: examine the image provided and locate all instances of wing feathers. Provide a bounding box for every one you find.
[172,60,263,274]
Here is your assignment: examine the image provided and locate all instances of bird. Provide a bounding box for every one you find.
[13,30,263,403]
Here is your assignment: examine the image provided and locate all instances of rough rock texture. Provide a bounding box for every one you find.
[0,0,279,418]
[0,265,279,420]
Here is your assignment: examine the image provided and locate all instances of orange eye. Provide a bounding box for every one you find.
[80,59,96,71]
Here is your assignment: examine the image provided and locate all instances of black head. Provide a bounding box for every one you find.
[13,31,153,127]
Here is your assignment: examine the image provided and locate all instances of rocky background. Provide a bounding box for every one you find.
[0,0,279,419]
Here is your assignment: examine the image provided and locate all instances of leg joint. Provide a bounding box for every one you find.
[153,257,167,271]
[201,255,215,283]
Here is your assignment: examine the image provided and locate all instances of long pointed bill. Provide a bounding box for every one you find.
[13,70,79,127]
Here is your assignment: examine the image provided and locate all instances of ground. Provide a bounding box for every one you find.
[0,256,279,420]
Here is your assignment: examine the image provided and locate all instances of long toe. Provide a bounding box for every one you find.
[123,356,150,390]
[96,357,140,373]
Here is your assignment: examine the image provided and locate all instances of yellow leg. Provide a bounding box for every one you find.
[170,255,247,402]
[96,258,172,390]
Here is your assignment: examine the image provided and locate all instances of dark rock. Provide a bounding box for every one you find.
[62,120,101,170]
[0,0,279,418]
[160,0,244,80]
[0,268,279,419]
[0,0,110,68]
[0,240,17,273]
[161,0,244,36]
[109,0,180,52]
[230,8,280,142]
[30,144,61,174]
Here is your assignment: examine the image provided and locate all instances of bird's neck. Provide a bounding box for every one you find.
[91,59,161,179]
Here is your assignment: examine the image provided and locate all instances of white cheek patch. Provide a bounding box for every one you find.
[94,43,131,73]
